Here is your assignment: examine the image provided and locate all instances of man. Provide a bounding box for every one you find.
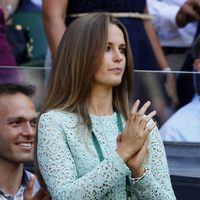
[176,0,200,108]
[0,83,50,200]
[160,35,200,142]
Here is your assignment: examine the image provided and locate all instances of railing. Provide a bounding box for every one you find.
[1,66,200,199]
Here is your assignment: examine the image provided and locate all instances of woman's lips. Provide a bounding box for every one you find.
[109,67,123,73]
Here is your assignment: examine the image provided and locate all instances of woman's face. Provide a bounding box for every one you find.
[94,24,126,88]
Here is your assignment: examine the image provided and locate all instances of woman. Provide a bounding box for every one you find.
[36,13,176,199]
[43,0,179,122]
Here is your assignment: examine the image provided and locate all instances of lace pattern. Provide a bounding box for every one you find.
[37,110,176,200]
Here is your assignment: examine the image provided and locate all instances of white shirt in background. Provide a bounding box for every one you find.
[147,0,197,47]
[160,95,200,142]
[31,0,42,8]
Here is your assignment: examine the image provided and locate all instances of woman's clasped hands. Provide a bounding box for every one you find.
[23,175,51,200]
[116,100,156,177]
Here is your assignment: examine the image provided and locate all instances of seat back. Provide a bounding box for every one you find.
[164,141,200,199]
[164,141,200,175]
[171,175,200,200]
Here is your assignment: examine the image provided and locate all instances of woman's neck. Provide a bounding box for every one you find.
[88,86,113,116]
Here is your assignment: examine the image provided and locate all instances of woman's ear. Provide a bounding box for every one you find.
[194,58,200,72]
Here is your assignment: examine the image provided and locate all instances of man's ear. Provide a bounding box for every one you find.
[194,59,200,72]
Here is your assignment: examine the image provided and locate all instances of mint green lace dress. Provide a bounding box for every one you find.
[37,110,176,200]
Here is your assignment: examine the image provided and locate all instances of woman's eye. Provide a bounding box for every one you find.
[119,47,126,54]
[106,46,111,52]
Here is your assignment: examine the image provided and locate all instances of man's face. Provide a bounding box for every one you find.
[0,93,37,164]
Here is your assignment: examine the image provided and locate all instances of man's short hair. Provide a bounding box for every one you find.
[0,83,36,97]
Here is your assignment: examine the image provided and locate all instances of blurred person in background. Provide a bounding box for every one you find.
[43,0,170,71]
[17,0,42,11]
[147,0,198,70]
[160,35,200,142]
[0,0,20,84]
[175,0,200,108]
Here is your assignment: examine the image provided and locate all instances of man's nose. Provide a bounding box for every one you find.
[21,123,35,136]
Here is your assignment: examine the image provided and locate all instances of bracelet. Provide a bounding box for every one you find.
[6,4,14,15]
[129,167,149,184]
[162,67,171,72]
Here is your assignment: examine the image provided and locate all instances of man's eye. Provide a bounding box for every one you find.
[31,120,37,127]
[10,121,20,127]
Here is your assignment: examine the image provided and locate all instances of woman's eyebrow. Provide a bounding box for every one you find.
[107,42,126,46]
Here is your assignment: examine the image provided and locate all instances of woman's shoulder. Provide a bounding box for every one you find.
[40,109,73,117]
[39,109,79,127]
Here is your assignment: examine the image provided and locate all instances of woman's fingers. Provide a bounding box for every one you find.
[126,140,149,173]
[127,100,155,130]
[139,110,157,129]
[144,110,157,122]
[137,101,151,116]
[129,100,152,125]
[116,133,122,143]
[23,175,35,200]
[119,100,157,161]
[144,121,157,135]
[130,99,140,115]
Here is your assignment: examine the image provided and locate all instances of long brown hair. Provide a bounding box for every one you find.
[43,12,133,121]
[36,13,134,191]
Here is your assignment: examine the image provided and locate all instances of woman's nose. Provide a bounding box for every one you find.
[113,49,123,62]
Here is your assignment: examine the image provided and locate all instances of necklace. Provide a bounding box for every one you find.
[90,112,132,198]
[91,112,122,161]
